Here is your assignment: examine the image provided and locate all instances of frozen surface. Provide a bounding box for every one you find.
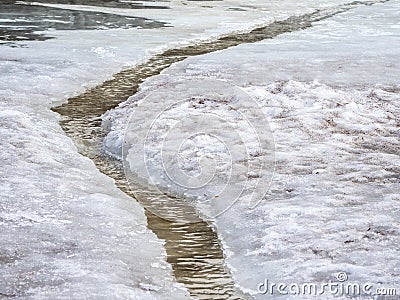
[104,1,400,298]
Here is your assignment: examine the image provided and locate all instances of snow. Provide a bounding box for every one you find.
[103,0,400,299]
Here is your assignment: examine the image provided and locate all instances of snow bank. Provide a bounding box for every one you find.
[0,108,189,299]
[103,1,400,298]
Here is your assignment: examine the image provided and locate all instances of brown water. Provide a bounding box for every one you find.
[51,1,387,298]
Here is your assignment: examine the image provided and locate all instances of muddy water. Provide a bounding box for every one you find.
[51,2,386,298]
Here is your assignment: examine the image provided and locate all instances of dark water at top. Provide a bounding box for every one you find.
[0,1,167,44]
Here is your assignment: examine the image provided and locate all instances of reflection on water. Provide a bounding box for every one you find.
[147,213,243,299]
[0,1,166,43]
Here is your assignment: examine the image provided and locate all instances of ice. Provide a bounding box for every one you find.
[103,0,400,298]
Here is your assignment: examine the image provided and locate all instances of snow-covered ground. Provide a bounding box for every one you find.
[3,0,385,298]
[103,0,400,299]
